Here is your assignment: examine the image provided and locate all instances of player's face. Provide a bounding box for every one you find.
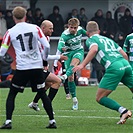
[68,25,78,35]
[42,25,53,36]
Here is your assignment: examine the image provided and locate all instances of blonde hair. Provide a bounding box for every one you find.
[12,6,27,19]
[86,21,99,33]
[68,18,80,26]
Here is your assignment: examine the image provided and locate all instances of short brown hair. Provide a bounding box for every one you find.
[68,18,80,26]
[86,21,99,33]
[12,6,27,19]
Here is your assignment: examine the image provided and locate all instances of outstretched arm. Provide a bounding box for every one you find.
[73,45,98,72]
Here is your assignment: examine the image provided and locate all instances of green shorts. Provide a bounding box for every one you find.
[99,59,133,90]
[65,49,84,70]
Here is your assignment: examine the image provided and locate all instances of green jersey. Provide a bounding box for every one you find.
[86,34,123,69]
[123,33,133,67]
[57,26,87,53]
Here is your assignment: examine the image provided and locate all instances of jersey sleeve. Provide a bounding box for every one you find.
[123,36,129,53]
[36,26,50,60]
[0,31,10,57]
[57,34,66,52]
[81,28,87,36]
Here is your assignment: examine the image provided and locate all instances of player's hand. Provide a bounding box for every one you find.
[73,64,84,73]
[60,55,68,60]
[62,47,67,52]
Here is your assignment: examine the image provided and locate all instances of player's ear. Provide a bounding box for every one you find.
[98,30,100,34]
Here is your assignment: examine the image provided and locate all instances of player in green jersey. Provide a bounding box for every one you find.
[56,18,88,110]
[73,21,133,124]
[123,33,133,69]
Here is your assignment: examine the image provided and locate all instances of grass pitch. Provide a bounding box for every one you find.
[0,85,133,133]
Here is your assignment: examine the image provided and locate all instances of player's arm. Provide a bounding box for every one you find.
[36,26,50,60]
[119,48,128,60]
[0,31,10,57]
[115,41,129,60]
[57,35,66,52]
[73,44,98,72]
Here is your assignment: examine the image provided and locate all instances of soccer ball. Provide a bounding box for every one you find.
[78,77,88,86]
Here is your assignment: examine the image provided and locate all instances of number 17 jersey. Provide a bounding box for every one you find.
[1,22,50,70]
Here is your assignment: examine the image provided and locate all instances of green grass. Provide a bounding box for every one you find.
[0,85,133,133]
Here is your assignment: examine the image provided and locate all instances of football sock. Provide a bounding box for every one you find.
[33,93,40,103]
[99,97,121,111]
[33,89,47,103]
[49,119,56,124]
[38,89,54,120]
[5,120,11,124]
[48,87,58,102]
[66,65,74,77]
[6,89,18,120]
[63,79,70,94]
[118,107,127,114]
[68,81,76,98]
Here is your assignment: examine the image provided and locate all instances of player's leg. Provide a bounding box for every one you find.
[46,72,61,102]
[28,71,50,111]
[0,70,29,129]
[31,69,57,128]
[96,62,132,124]
[62,61,71,99]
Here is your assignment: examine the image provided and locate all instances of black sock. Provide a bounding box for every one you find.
[6,89,18,120]
[38,89,54,120]
[33,93,40,103]
[48,87,58,102]
[63,79,69,94]
[33,89,47,103]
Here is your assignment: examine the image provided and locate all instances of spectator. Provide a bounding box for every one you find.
[34,8,44,26]
[26,8,36,24]
[65,8,79,24]
[105,11,118,41]
[5,10,15,29]
[115,30,124,48]
[78,7,88,29]
[91,9,106,36]
[47,6,64,36]
[119,8,132,39]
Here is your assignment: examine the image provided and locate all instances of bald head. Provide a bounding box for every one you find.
[41,20,53,36]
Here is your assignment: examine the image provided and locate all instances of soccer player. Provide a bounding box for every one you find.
[73,21,133,124]
[0,6,56,129]
[28,20,67,111]
[123,32,133,69]
[55,18,88,110]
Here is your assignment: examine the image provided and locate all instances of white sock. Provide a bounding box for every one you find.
[118,107,126,114]
[63,74,67,80]
[5,120,11,124]
[73,97,78,103]
[33,102,38,106]
[49,119,56,124]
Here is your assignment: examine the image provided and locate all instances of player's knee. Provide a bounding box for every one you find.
[96,95,101,103]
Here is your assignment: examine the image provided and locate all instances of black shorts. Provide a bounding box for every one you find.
[10,69,49,93]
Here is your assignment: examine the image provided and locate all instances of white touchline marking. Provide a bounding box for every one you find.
[0,114,132,120]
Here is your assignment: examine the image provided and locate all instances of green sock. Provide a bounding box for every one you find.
[66,65,74,77]
[99,97,121,111]
[68,81,76,98]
